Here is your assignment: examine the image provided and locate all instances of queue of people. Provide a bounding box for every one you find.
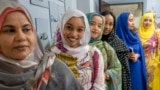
[0,0,160,90]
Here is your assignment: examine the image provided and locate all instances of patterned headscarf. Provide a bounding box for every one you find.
[101,11,128,52]
[138,13,155,44]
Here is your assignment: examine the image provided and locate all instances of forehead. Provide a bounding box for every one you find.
[91,16,103,26]
[105,14,113,21]
[128,14,134,19]
[6,11,25,18]
[144,16,152,20]
[92,15,102,19]
[66,17,84,25]
[3,11,30,24]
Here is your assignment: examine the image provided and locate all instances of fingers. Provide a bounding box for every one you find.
[129,53,139,62]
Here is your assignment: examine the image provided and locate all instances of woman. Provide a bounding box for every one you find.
[0,1,84,90]
[101,11,131,90]
[115,12,147,90]
[51,10,105,90]
[86,12,121,90]
[138,12,160,90]
[145,10,159,31]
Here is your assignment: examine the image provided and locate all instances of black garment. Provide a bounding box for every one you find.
[102,30,131,90]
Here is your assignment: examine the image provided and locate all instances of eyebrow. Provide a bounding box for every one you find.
[23,24,31,28]
[1,25,14,28]
[66,23,85,28]
[66,23,72,26]
[2,24,31,28]
[91,21,102,25]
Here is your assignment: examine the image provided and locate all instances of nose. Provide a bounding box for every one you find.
[15,30,26,42]
[105,24,109,29]
[93,24,99,30]
[70,29,78,37]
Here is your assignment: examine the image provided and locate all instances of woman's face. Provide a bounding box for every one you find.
[128,14,135,30]
[0,11,36,60]
[63,17,85,48]
[90,15,102,39]
[103,14,114,35]
[143,16,152,29]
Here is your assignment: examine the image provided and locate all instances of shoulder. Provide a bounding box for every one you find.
[51,59,77,84]
[110,36,128,52]
[49,59,84,90]
[52,59,69,73]
[89,45,102,55]
[102,41,115,51]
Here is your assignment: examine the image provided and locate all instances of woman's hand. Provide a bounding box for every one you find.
[147,66,155,78]
[104,72,110,81]
[129,52,139,62]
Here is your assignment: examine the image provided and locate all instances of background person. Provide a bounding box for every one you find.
[115,12,147,90]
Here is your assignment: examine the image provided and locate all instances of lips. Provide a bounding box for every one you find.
[103,29,109,33]
[67,37,77,42]
[91,31,98,34]
[14,45,29,51]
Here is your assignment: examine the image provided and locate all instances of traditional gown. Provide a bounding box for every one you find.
[138,13,160,90]
[116,12,147,90]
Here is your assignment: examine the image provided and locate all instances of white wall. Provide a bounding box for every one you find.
[16,0,77,50]
[77,0,95,14]
[146,0,160,23]
[103,0,145,12]
[103,0,143,4]
[17,0,49,27]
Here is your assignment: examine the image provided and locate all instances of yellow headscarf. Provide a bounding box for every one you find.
[138,13,155,44]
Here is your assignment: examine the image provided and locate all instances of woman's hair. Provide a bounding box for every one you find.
[101,10,116,29]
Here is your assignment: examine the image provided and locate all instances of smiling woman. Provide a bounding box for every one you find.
[63,17,85,48]
[51,9,105,90]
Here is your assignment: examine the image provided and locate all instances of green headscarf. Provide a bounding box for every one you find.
[86,13,105,43]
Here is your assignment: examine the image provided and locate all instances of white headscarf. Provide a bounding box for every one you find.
[55,9,90,46]
[53,9,91,61]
